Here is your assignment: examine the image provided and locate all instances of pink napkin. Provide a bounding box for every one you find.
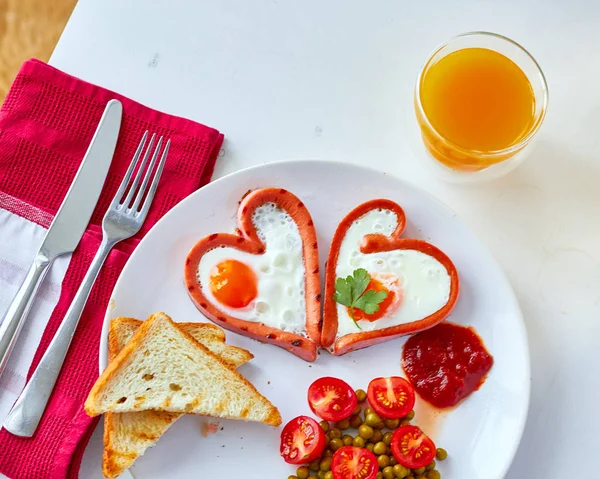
[0,59,224,479]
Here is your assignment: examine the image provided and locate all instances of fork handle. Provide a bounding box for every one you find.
[3,238,116,437]
[0,253,52,377]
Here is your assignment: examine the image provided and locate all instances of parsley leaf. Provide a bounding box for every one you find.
[333,268,388,329]
[354,289,388,314]
[333,278,353,307]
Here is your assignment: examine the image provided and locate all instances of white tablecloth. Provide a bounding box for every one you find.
[25,0,600,477]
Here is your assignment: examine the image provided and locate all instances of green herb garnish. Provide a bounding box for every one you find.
[333,268,388,329]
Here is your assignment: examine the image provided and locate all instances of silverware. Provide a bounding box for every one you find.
[0,99,123,378]
[3,131,170,437]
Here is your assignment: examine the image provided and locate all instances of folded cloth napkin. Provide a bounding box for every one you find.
[0,59,224,479]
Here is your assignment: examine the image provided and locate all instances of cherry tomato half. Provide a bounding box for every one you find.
[280,416,326,465]
[367,376,415,419]
[331,446,378,479]
[308,377,358,422]
[390,425,436,469]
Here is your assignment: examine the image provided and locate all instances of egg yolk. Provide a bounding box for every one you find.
[350,276,401,322]
[209,259,258,308]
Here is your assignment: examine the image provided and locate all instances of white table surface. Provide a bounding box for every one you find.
[44,0,600,477]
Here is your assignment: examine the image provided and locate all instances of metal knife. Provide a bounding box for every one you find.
[0,99,122,377]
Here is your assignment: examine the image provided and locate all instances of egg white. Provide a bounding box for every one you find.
[335,208,451,338]
[198,203,307,335]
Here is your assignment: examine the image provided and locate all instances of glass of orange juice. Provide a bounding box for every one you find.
[415,32,548,180]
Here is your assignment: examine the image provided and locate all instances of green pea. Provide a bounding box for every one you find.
[319,421,330,433]
[415,475,427,479]
[353,435,366,447]
[323,449,333,458]
[366,413,382,427]
[376,473,383,479]
[393,464,411,478]
[353,404,363,416]
[329,438,343,451]
[356,389,367,403]
[350,414,363,429]
[373,441,387,455]
[358,424,374,439]
[426,461,436,471]
[435,448,448,461]
[342,434,353,446]
[413,468,426,475]
[369,430,383,444]
[296,466,310,479]
[405,410,415,421]
[365,406,374,416]
[288,476,298,479]
[384,418,400,429]
[324,472,334,479]
[336,418,351,430]
[366,443,375,452]
[378,454,391,468]
[320,457,332,472]
[400,419,411,426]
[317,471,326,479]
[382,466,395,479]
[426,472,441,479]
[383,431,394,445]
[390,456,398,467]
[309,459,320,471]
[329,428,342,439]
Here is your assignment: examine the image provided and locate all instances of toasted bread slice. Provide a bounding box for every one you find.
[109,318,253,369]
[102,318,253,478]
[85,312,280,425]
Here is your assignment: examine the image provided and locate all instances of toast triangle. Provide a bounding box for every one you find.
[85,312,281,425]
[102,317,254,478]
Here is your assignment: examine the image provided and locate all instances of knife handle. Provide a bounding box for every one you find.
[3,238,114,437]
[0,252,52,376]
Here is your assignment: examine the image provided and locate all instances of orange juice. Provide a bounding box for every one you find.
[417,47,536,171]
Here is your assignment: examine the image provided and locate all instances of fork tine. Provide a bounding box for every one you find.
[130,136,163,212]
[111,131,148,207]
[136,139,170,220]
[122,133,155,208]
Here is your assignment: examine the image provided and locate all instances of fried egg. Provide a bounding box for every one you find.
[197,203,307,335]
[335,208,451,338]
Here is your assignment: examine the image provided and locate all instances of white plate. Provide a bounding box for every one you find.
[101,160,529,479]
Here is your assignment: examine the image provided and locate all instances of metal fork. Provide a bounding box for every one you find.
[3,132,170,437]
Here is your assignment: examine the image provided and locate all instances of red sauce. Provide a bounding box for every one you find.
[402,322,493,409]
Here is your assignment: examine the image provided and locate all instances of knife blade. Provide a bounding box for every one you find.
[0,99,122,376]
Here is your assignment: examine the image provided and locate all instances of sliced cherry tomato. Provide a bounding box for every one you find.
[390,425,436,469]
[308,377,358,422]
[280,416,326,465]
[367,376,415,419]
[331,446,378,479]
